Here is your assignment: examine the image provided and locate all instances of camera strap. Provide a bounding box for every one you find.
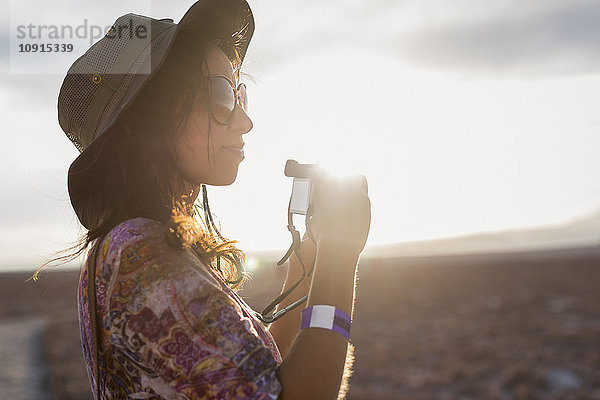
[256,199,316,323]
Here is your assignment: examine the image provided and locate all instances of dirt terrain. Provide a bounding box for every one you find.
[1,245,599,399]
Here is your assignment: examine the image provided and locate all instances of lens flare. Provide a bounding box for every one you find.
[245,256,259,272]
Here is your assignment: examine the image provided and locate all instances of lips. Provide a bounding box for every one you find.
[222,142,245,160]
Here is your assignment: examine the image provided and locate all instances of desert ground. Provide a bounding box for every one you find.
[1,245,599,399]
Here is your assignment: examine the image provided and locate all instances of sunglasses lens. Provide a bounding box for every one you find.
[238,83,248,113]
[210,77,235,123]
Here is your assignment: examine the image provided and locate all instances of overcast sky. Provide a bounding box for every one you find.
[2,0,600,269]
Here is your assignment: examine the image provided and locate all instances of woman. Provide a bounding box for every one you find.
[54,0,370,398]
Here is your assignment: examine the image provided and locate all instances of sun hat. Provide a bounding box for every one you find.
[57,0,254,229]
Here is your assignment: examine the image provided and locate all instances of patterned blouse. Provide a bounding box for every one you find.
[77,217,283,399]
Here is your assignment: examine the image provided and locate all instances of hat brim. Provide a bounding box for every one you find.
[68,0,254,230]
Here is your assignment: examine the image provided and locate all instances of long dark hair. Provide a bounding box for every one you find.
[35,34,248,288]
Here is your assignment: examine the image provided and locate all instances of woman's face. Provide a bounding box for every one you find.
[173,47,253,187]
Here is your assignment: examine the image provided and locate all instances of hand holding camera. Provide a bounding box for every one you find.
[309,171,371,258]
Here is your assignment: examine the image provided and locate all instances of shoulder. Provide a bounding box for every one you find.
[97,217,217,283]
[96,217,169,275]
[104,217,164,249]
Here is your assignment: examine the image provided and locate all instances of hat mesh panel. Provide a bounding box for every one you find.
[59,74,96,152]
[95,27,172,138]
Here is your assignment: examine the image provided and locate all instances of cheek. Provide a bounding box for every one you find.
[177,137,207,166]
[175,117,212,178]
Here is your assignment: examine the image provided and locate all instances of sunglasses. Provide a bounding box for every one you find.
[208,75,248,125]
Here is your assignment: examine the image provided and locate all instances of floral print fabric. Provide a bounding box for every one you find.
[78,217,282,399]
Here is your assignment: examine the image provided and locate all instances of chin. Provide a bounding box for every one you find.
[212,176,237,186]
[205,169,239,186]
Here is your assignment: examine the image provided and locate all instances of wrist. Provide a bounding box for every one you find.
[316,239,361,264]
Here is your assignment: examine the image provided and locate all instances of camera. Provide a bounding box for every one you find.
[284,159,368,216]
[284,160,318,215]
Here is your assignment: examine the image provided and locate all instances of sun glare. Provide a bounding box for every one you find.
[245,257,259,272]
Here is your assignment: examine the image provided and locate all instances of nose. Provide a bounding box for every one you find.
[229,104,253,134]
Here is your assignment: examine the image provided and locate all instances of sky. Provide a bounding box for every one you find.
[1,0,600,269]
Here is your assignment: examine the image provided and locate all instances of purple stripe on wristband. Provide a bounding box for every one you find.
[333,308,351,340]
[301,306,312,329]
[334,308,351,324]
[333,315,351,333]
